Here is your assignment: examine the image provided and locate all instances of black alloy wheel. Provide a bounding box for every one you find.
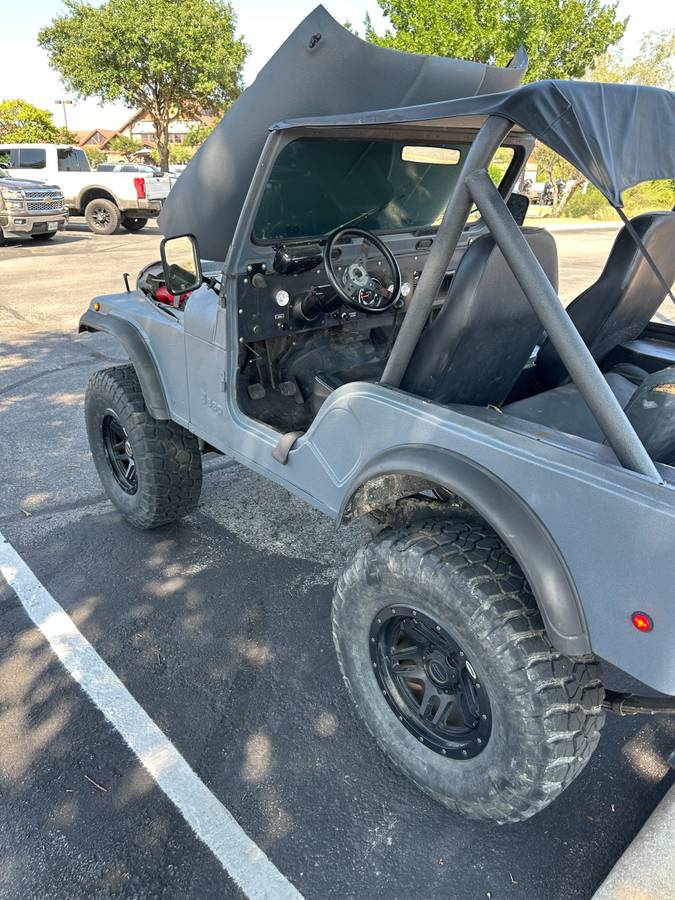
[91,204,112,229]
[370,605,491,758]
[102,412,137,494]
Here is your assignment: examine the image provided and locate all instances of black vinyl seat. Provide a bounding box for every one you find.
[503,212,675,465]
[534,212,675,389]
[401,228,558,406]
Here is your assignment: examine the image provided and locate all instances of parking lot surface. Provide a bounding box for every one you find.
[1,221,674,899]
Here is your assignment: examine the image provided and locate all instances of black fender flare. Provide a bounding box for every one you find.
[79,309,170,420]
[338,445,591,657]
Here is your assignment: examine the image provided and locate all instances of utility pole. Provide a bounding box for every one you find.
[55,99,74,132]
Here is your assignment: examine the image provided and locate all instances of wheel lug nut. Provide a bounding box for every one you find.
[477,738,482,745]
[481,714,487,721]
[435,625,441,632]
[441,749,447,755]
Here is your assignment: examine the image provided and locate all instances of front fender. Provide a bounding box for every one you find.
[79,309,170,420]
[338,445,590,656]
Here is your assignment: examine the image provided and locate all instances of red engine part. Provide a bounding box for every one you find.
[154,284,191,306]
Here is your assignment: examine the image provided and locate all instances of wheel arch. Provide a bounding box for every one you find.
[78,186,118,211]
[79,310,170,420]
[338,445,591,656]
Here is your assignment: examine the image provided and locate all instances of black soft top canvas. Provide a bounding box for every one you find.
[158,5,527,259]
[278,80,675,209]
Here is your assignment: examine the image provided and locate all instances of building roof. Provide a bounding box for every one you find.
[75,128,117,148]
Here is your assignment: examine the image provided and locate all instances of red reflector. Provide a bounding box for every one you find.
[631,611,653,633]
[133,177,146,199]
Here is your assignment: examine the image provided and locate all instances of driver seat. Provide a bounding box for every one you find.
[401,228,558,405]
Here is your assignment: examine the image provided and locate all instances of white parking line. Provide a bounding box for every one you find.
[0,530,303,900]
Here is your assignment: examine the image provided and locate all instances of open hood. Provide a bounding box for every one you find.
[158,5,527,259]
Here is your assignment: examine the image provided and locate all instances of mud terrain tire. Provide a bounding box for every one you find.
[85,365,202,528]
[332,514,605,823]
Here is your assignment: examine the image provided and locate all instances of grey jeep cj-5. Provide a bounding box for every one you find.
[79,8,675,822]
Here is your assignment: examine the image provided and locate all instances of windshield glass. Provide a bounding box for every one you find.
[253,139,472,242]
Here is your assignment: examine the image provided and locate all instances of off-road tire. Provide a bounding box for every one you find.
[121,216,148,233]
[85,197,122,235]
[30,231,57,241]
[332,514,605,824]
[85,365,202,528]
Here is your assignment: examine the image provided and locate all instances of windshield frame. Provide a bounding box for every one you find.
[249,126,529,247]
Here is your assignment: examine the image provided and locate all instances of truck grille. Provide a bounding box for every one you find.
[26,195,63,213]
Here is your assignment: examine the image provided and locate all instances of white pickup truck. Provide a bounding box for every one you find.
[0,144,171,235]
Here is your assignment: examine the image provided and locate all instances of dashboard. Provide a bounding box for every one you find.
[235,232,472,344]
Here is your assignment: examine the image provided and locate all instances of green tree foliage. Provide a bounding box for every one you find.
[185,122,216,147]
[38,0,248,171]
[168,144,196,164]
[366,0,626,82]
[82,145,107,168]
[589,28,674,89]
[107,134,144,160]
[0,98,76,143]
[564,181,675,220]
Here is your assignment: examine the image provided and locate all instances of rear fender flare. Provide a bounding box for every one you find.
[338,445,591,656]
[79,309,169,420]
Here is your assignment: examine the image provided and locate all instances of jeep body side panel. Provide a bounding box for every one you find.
[256,382,675,694]
[80,294,186,422]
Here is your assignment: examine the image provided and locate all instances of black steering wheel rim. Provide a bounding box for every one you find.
[323,227,401,314]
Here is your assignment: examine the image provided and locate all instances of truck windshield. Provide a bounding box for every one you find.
[253,139,472,242]
[57,147,90,172]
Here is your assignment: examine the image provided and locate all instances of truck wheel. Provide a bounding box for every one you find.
[85,198,121,235]
[121,216,148,233]
[85,365,202,529]
[31,232,57,241]
[332,515,605,824]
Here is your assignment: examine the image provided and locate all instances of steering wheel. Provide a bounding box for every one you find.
[323,227,401,313]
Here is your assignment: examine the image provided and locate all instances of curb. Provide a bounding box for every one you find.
[592,779,675,899]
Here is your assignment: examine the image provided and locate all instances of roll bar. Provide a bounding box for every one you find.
[382,115,662,482]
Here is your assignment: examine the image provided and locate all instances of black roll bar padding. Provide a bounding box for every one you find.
[381,116,514,388]
[466,168,662,482]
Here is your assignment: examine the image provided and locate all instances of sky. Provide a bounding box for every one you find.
[1,0,673,132]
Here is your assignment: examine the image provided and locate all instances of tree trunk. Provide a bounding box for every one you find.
[154,117,170,172]
[556,180,583,217]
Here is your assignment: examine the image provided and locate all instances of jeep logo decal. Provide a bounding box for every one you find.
[200,390,224,416]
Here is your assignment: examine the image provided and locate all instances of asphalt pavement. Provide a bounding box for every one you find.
[1,221,673,899]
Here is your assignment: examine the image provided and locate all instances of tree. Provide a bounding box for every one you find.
[366,0,626,82]
[169,144,196,164]
[107,134,143,160]
[38,0,249,171]
[588,28,674,89]
[185,122,216,147]
[82,145,107,168]
[532,144,585,216]
[0,98,76,143]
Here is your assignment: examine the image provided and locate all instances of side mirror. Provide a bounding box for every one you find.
[160,234,202,295]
